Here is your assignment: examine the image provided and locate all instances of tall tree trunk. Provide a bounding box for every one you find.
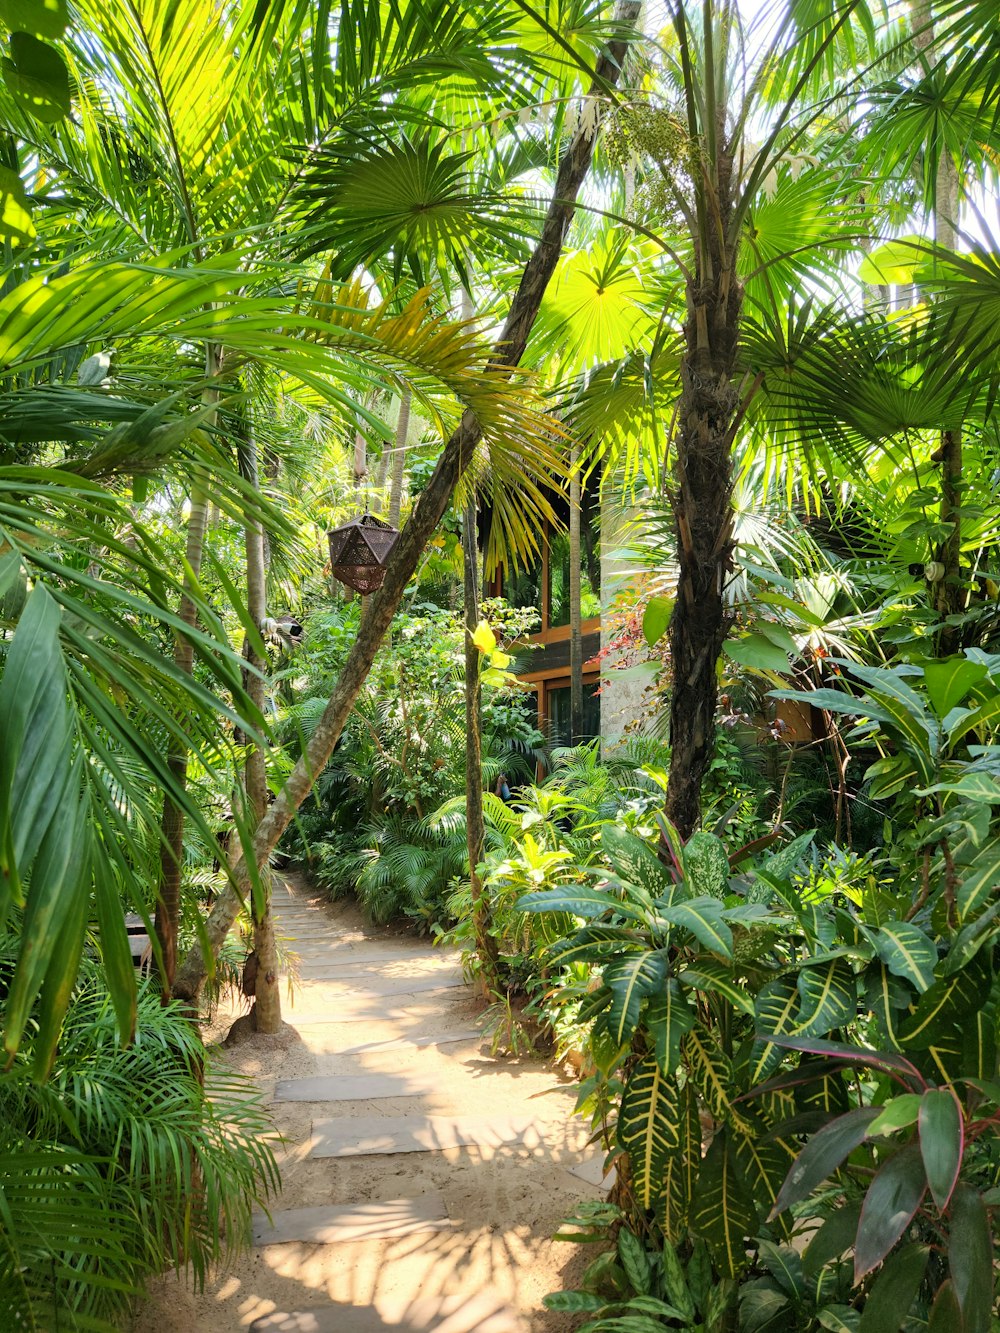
[239,423,282,1034]
[911,0,964,653]
[664,140,742,839]
[153,343,218,997]
[388,389,411,526]
[172,0,642,1005]
[569,443,583,744]
[353,425,368,490]
[464,501,499,987]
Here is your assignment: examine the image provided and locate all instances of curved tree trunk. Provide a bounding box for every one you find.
[239,422,282,1034]
[569,443,583,744]
[153,343,219,997]
[172,0,642,1004]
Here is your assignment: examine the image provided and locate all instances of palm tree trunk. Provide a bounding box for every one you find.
[464,500,499,987]
[153,343,219,998]
[172,0,642,1005]
[569,443,583,744]
[388,389,411,527]
[664,145,742,839]
[911,0,964,652]
[239,423,282,1034]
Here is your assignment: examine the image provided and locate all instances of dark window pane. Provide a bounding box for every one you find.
[547,682,600,747]
[547,531,601,629]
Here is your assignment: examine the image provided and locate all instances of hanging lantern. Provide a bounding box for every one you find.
[327,513,399,594]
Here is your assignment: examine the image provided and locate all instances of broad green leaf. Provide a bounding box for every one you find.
[642,594,673,647]
[618,1054,681,1211]
[854,1145,927,1282]
[868,1094,922,1138]
[543,1292,605,1314]
[659,895,733,958]
[898,958,992,1050]
[874,923,937,994]
[661,1241,695,1320]
[683,831,730,900]
[679,960,755,1015]
[94,862,137,1048]
[920,772,1000,802]
[645,980,696,1074]
[471,621,496,653]
[858,1244,928,1333]
[2,30,70,121]
[617,1226,651,1294]
[517,884,648,923]
[692,1131,756,1278]
[927,1282,963,1333]
[0,165,33,245]
[756,1241,802,1299]
[601,825,669,898]
[733,1124,797,1237]
[751,975,801,1082]
[661,1080,700,1244]
[601,951,668,1046]
[918,1089,963,1212]
[802,1203,863,1277]
[857,237,926,285]
[726,632,790,672]
[682,1024,735,1123]
[771,1108,881,1218]
[0,0,68,39]
[922,658,988,719]
[793,959,856,1037]
[816,1308,861,1332]
[948,1186,992,1333]
[955,835,1000,920]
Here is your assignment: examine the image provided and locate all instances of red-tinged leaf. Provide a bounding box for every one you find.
[755,1034,926,1089]
[739,1057,844,1102]
[927,1280,963,1333]
[858,1244,929,1333]
[770,1107,881,1219]
[854,1145,927,1283]
[948,1185,992,1333]
[918,1089,963,1212]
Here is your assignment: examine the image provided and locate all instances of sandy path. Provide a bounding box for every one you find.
[133,875,602,1332]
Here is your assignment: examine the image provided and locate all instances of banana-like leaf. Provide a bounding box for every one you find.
[645,980,696,1075]
[600,950,668,1046]
[692,1130,756,1279]
[874,923,937,994]
[793,959,856,1038]
[618,1053,681,1211]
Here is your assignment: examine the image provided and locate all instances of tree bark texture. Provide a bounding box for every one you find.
[665,140,742,839]
[464,501,499,985]
[240,425,282,1034]
[153,343,219,997]
[569,443,583,744]
[172,0,642,1004]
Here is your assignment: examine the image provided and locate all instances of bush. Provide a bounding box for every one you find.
[0,965,279,1330]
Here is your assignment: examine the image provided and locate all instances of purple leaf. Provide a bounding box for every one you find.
[918,1088,963,1212]
[854,1145,927,1282]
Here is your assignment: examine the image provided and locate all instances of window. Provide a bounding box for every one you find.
[546,681,601,747]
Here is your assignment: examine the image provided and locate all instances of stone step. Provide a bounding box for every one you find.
[250,1292,525,1332]
[274,1071,441,1102]
[252,1193,452,1245]
[332,1029,483,1056]
[291,975,465,998]
[309,1113,541,1159]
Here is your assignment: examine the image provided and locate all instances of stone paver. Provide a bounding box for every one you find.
[274,1072,441,1102]
[252,1194,453,1245]
[308,1113,542,1158]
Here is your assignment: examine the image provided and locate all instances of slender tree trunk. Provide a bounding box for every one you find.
[464,500,499,987]
[172,0,642,1005]
[569,443,583,744]
[388,389,411,526]
[239,423,282,1034]
[353,425,368,490]
[153,343,219,997]
[911,0,964,652]
[664,142,742,839]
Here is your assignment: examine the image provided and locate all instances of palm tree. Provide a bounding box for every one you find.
[173,0,645,1004]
